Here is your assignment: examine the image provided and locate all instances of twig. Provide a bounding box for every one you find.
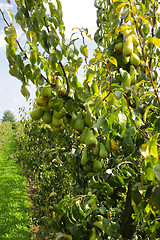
[59,61,70,95]
[130,2,160,107]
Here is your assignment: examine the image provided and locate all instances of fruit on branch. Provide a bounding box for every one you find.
[123,35,133,56]
[41,85,53,98]
[55,78,66,97]
[80,127,88,144]
[85,129,97,148]
[81,147,88,166]
[99,143,108,158]
[93,159,102,171]
[130,53,140,67]
[120,68,131,89]
[115,42,123,53]
[122,54,130,65]
[105,138,111,153]
[36,96,48,106]
[52,114,63,127]
[93,142,100,156]
[74,114,84,132]
[30,107,44,120]
[42,111,52,124]
[42,105,50,111]
[131,34,139,47]
[48,98,56,109]
[130,65,137,85]
[84,104,93,127]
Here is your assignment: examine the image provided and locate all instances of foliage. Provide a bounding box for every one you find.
[1,0,160,239]
[0,121,12,151]
[0,133,34,240]
[1,110,16,122]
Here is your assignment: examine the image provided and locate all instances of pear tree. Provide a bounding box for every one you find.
[1,0,160,238]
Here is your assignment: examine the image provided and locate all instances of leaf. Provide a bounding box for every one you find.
[26,50,37,65]
[116,24,132,34]
[148,37,160,48]
[146,167,155,181]
[6,10,14,22]
[116,2,129,16]
[140,142,151,158]
[108,56,117,67]
[85,68,95,83]
[80,44,88,58]
[139,16,149,25]
[134,80,145,91]
[21,84,30,100]
[55,232,72,240]
[153,162,160,181]
[4,26,17,45]
[149,136,158,159]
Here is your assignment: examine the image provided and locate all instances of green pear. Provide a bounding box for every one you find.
[130,65,137,85]
[53,110,62,119]
[85,129,97,148]
[52,114,63,127]
[93,142,100,156]
[122,54,130,65]
[81,148,88,166]
[36,96,48,106]
[123,29,131,38]
[84,105,93,127]
[93,159,102,171]
[120,68,131,89]
[105,138,111,153]
[115,42,123,53]
[69,112,77,128]
[30,107,43,120]
[42,111,52,124]
[80,127,88,144]
[59,107,66,118]
[99,143,108,158]
[123,35,133,56]
[83,164,92,172]
[41,85,53,98]
[42,105,50,111]
[131,34,139,47]
[130,53,140,67]
[74,114,84,132]
[48,98,55,109]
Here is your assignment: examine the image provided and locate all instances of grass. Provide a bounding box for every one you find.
[0,133,34,240]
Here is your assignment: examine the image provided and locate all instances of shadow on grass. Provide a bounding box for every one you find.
[0,134,34,240]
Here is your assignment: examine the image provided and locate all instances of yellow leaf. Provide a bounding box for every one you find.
[116,24,132,34]
[108,56,117,67]
[116,2,129,16]
[148,37,160,48]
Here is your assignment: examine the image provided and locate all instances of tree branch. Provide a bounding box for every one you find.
[130,3,160,107]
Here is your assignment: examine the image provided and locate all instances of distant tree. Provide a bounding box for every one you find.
[1,110,16,122]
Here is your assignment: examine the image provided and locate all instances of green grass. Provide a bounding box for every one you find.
[0,133,34,240]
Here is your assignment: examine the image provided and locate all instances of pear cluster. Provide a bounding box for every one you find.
[115,30,140,89]
[30,84,67,132]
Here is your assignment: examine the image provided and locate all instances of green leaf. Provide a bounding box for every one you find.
[146,167,155,181]
[85,68,95,83]
[108,56,117,67]
[153,162,160,181]
[140,142,151,158]
[4,26,17,45]
[6,10,14,22]
[148,37,160,48]
[21,84,30,100]
[80,44,88,58]
[116,2,128,16]
[149,136,158,159]
[26,50,37,65]
[55,232,72,240]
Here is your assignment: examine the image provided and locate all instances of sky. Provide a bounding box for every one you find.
[0,0,97,120]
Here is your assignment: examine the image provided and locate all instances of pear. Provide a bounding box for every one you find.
[123,35,133,56]
[81,148,88,166]
[99,143,108,158]
[36,96,48,106]
[93,142,100,156]
[123,29,131,38]
[42,105,50,111]
[48,98,55,109]
[130,65,137,85]
[120,68,131,89]
[41,85,53,98]
[69,112,77,128]
[74,114,84,132]
[85,129,97,148]
[115,42,123,53]
[52,114,63,127]
[130,53,140,67]
[42,111,52,124]
[30,107,44,120]
[59,107,66,118]
[122,54,130,65]
[131,34,139,47]
[93,159,102,171]
[111,139,119,151]
[83,164,92,172]
[84,105,93,127]
[80,127,88,144]
[105,138,111,153]
[53,110,62,119]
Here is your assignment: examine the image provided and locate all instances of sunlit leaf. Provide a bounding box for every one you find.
[140,142,151,158]
[6,10,14,22]
[149,136,158,159]
[116,2,129,16]
[153,162,160,181]
[148,37,160,48]
[21,84,30,100]
[108,56,117,67]
[139,16,149,25]
[80,44,88,58]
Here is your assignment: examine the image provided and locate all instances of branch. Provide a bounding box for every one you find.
[130,3,160,107]
[59,61,70,95]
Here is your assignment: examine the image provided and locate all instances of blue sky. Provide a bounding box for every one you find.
[0,0,97,120]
